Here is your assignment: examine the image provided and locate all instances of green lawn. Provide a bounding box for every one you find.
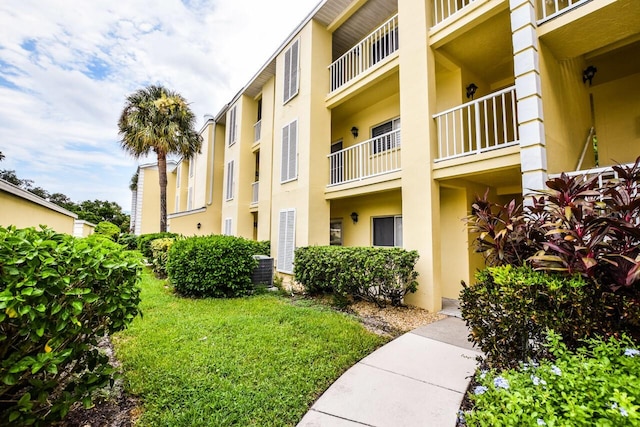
[113,272,387,426]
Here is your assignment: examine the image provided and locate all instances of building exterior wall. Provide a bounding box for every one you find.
[0,190,76,234]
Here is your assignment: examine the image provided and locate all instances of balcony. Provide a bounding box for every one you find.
[536,0,591,23]
[251,181,259,206]
[433,86,518,162]
[329,14,399,93]
[432,0,478,26]
[328,129,401,186]
[553,163,636,188]
[254,120,261,143]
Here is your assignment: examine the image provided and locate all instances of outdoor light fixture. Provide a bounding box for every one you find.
[351,126,359,138]
[350,212,359,224]
[466,83,478,100]
[583,65,597,86]
[197,222,202,229]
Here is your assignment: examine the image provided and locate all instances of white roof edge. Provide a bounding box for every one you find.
[226,0,328,108]
[0,179,78,219]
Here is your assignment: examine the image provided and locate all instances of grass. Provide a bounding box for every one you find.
[113,271,388,426]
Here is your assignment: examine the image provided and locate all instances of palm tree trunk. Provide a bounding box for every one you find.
[157,151,168,232]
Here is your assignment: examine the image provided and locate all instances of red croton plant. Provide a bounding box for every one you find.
[468,157,640,296]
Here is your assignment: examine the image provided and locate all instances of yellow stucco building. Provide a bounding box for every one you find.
[134,0,640,311]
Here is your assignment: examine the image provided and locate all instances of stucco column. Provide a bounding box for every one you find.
[511,0,547,196]
[398,0,442,312]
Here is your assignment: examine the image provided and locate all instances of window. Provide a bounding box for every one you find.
[228,106,237,146]
[371,118,401,154]
[277,209,296,273]
[372,215,402,247]
[187,187,193,210]
[224,218,232,236]
[176,164,181,188]
[330,219,343,246]
[189,159,194,178]
[283,39,299,103]
[280,120,297,183]
[175,195,179,212]
[225,160,234,200]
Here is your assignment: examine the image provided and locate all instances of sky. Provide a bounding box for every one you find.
[0,0,320,212]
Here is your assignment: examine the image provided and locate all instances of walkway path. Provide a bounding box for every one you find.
[297,316,481,426]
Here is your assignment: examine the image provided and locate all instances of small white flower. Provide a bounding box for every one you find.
[551,365,562,376]
[479,369,488,379]
[537,419,546,426]
[493,376,510,389]
[457,410,466,423]
[474,385,488,395]
[531,375,546,386]
[624,348,640,357]
[620,407,629,417]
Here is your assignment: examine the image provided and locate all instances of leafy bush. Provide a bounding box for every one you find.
[138,232,178,260]
[467,158,640,296]
[251,240,270,256]
[460,265,606,368]
[117,233,138,250]
[294,246,419,307]
[463,333,640,426]
[150,237,175,278]
[93,221,121,241]
[0,226,142,426]
[166,235,258,298]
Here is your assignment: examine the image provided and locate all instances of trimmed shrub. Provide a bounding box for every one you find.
[93,221,121,241]
[294,246,419,307]
[250,240,270,256]
[464,333,640,426]
[460,265,640,368]
[117,233,138,250]
[0,226,142,426]
[138,232,178,260]
[150,237,175,278]
[166,235,259,298]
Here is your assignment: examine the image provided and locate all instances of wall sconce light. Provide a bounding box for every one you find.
[582,65,597,86]
[466,83,478,100]
[350,212,359,224]
[197,222,202,229]
[350,126,359,138]
[253,222,258,228]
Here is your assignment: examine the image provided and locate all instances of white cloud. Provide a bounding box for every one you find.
[0,0,320,211]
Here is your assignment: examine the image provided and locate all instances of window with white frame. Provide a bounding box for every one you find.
[225,160,234,200]
[280,120,297,183]
[187,187,193,210]
[277,209,296,273]
[224,218,232,236]
[372,215,402,247]
[176,164,181,188]
[228,106,237,146]
[283,39,299,104]
[371,117,401,154]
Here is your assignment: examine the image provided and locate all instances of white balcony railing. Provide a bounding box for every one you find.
[328,129,401,186]
[254,120,262,142]
[251,181,259,205]
[433,86,519,162]
[537,0,591,23]
[553,163,636,188]
[433,0,477,26]
[329,14,399,93]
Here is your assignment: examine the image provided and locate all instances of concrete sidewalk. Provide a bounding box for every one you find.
[297,316,481,427]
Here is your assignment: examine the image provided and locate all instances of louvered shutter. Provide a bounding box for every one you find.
[277,209,296,273]
[228,107,237,145]
[281,125,289,182]
[283,48,291,102]
[288,120,297,180]
[290,40,299,99]
[226,160,234,200]
[224,218,232,235]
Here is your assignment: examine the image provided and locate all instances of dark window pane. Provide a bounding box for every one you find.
[373,217,394,246]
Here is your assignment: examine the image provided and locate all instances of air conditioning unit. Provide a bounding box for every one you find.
[251,255,274,286]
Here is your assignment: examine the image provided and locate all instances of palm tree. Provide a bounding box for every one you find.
[118,85,202,232]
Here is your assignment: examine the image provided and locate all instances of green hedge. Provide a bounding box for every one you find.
[294,246,419,307]
[150,237,175,278]
[460,265,640,368]
[93,221,121,241]
[0,226,142,425]
[137,232,178,259]
[166,235,259,298]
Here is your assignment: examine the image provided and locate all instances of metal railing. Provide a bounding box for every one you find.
[254,120,261,142]
[251,181,259,205]
[329,14,399,93]
[537,0,591,23]
[433,0,477,26]
[327,129,401,186]
[554,163,635,189]
[433,86,518,162]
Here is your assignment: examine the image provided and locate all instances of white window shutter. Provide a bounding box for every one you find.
[283,48,291,102]
[290,40,299,99]
[277,209,296,273]
[288,120,297,180]
[226,160,234,200]
[277,211,287,271]
[224,218,232,235]
[281,125,289,182]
